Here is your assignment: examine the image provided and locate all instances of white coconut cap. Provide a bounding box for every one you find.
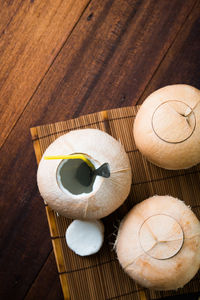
[133,84,200,169]
[116,195,200,290]
[66,219,104,256]
[37,129,132,219]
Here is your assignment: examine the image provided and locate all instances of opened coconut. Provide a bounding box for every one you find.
[115,195,200,290]
[37,129,132,219]
[133,84,200,169]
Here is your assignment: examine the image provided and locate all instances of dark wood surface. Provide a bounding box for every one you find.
[0,0,200,299]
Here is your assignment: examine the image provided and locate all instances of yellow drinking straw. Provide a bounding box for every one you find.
[44,154,95,169]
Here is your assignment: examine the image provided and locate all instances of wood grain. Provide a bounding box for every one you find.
[0,0,90,148]
[0,0,199,299]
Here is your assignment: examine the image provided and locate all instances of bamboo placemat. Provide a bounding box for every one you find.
[30,106,200,300]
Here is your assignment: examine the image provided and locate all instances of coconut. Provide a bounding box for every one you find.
[66,219,104,256]
[37,128,132,219]
[133,84,200,169]
[115,195,200,290]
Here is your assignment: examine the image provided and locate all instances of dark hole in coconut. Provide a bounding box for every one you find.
[58,159,96,195]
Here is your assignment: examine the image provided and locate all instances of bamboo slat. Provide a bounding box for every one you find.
[30,106,200,300]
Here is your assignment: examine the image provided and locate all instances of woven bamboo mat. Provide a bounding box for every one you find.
[30,106,200,300]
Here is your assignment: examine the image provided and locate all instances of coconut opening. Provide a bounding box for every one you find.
[56,154,101,195]
[139,214,184,260]
[152,100,196,144]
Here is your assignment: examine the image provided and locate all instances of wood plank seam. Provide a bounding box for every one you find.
[136,0,199,105]
[22,249,53,300]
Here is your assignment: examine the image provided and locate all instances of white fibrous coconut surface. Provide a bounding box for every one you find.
[66,220,104,256]
[133,84,200,169]
[37,129,132,219]
[116,195,200,291]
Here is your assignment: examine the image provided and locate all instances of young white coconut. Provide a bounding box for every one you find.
[66,219,104,256]
[37,129,132,219]
[115,195,200,290]
[133,84,200,169]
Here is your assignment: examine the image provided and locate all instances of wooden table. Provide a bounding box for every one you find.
[0,1,200,299]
